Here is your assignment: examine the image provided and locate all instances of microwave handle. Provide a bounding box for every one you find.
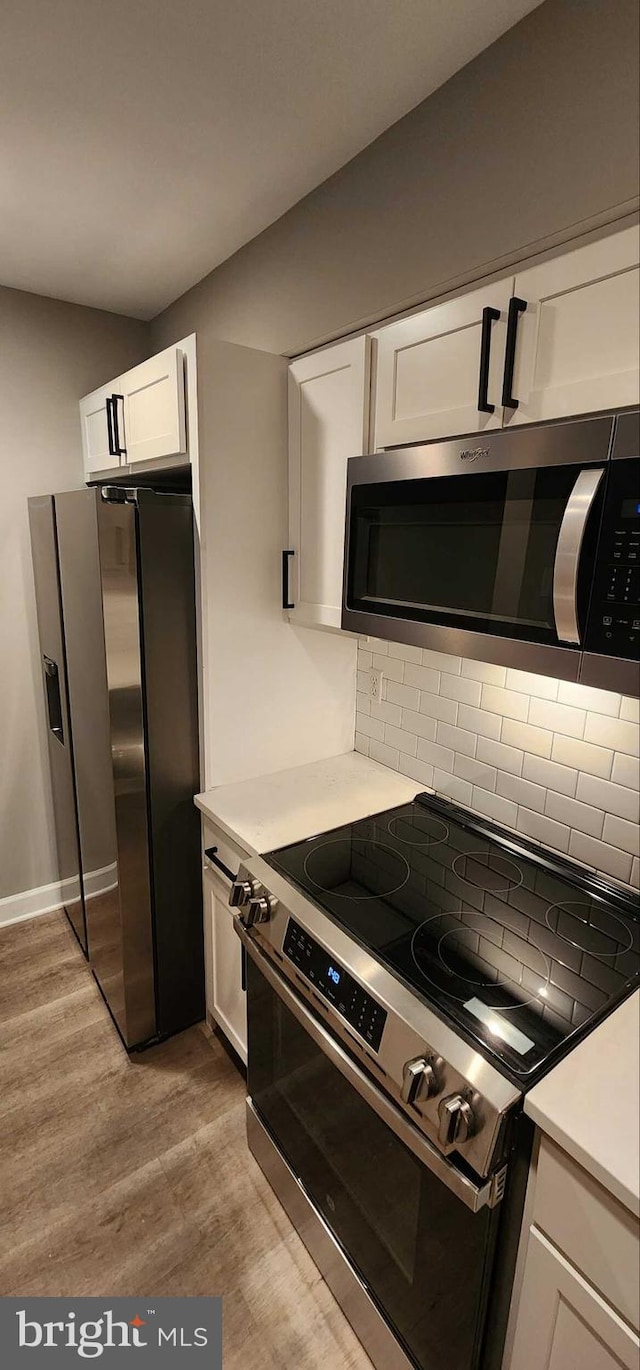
[552,467,606,644]
[236,919,504,1213]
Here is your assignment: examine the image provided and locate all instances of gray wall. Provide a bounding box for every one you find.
[151,0,639,358]
[0,287,147,910]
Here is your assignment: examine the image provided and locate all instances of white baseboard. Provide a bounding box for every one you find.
[0,863,118,929]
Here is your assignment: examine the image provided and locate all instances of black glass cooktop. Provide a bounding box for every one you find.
[264,793,640,1083]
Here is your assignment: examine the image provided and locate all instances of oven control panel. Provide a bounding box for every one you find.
[283,918,387,1052]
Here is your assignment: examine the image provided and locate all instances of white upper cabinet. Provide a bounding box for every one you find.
[287,335,370,631]
[79,381,123,474]
[120,344,187,465]
[505,226,640,426]
[372,279,514,448]
[78,342,189,480]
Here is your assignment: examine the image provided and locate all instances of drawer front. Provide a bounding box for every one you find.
[534,1137,639,1330]
[202,819,248,893]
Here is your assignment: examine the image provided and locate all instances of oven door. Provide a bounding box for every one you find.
[245,940,502,1370]
[342,419,612,675]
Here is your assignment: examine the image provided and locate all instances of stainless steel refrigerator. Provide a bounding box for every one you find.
[28,485,203,1049]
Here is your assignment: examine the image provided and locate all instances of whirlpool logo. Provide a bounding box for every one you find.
[460,446,490,462]
[4,1298,222,1366]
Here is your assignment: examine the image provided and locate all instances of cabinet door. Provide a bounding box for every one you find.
[203,873,247,1063]
[79,382,121,475]
[509,1227,639,1370]
[121,344,187,465]
[288,335,370,631]
[506,226,640,426]
[372,279,513,448]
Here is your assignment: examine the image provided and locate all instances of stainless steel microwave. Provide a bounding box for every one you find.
[342,411,639,697]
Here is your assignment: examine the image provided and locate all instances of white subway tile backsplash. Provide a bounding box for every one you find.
[398,756,435,789]
[457,704,502,740]
[370,698,403,726]
[481,683,529,721]
[523,754,578,797]
[545,791,604,840]
[602,812,640,857]
[416,692,458,723]
[384,724,418,757]
[385,680,420,711]
[387,641,423,664]
[403,663,441,694]
[517,808,571,852]
[434,770,473,806]
[557,681,621,717]
[505,668,559,700]
[420,649,462,675]
[611,751,639,788]
[477,736,524,776]
[497,772,546,813]
[417,738,455,772]
[584,713,638,756]
[453,755,497,791]
[529,697,586,739]
[461,659,506,686]
[401,709,437,741]
[501,718,553,759]
[356,712,385,742]
[439,673,482,707]
[375,653,403,681]
[473,787,518,827]
[368,739,400,770]
[576,773,640,823]
[436,721,477,758]
[354,641,639,891]
[568,831,633,884]
[551,734,614,779]
[620,696,640,723]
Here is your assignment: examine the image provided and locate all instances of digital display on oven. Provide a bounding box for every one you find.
[621,498,640,518]
[283,918,387,1051]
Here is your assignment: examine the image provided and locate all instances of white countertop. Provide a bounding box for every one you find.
[525,989,639,1214]
[195,751,420,854]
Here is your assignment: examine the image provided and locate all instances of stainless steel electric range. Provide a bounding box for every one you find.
[229,792,639,1370]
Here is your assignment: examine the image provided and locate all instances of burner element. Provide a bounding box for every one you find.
[303,838,410,901]
[410,910,550,1007]
[545,900,635,959]
[387,811,449,848]
[451,850,523,895]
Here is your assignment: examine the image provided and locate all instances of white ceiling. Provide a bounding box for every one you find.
[0,0,542,320]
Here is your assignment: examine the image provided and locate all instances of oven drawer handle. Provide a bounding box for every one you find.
[552,467,605,645]
[237,922,503,1213]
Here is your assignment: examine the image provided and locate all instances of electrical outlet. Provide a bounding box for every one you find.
[368,669,383,703]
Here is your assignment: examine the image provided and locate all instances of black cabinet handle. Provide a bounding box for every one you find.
[477,307,500,413]
[241,946,247,993]
[43,655,64,743]
[106,397,117,456]
[204,846,236,883]
[282,549,295,609]
[111,393,126,456]
[501,297,527,409]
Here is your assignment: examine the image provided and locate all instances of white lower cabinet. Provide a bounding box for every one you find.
[509,1228,638,1370]
[506,1137,639,1370]
[203,869,247,1064]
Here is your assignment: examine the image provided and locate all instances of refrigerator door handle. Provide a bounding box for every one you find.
[43,654,64,743]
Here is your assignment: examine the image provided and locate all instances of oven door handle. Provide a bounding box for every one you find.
[552,466,606,644]
[237,922,504,1213]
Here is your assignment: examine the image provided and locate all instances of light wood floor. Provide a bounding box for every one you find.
[0,910,372,1369]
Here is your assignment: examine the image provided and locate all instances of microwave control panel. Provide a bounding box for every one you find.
[283,918,387,1051]
[587,458,640,657]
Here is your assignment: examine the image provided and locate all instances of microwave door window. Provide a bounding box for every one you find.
[349,466,584,645]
